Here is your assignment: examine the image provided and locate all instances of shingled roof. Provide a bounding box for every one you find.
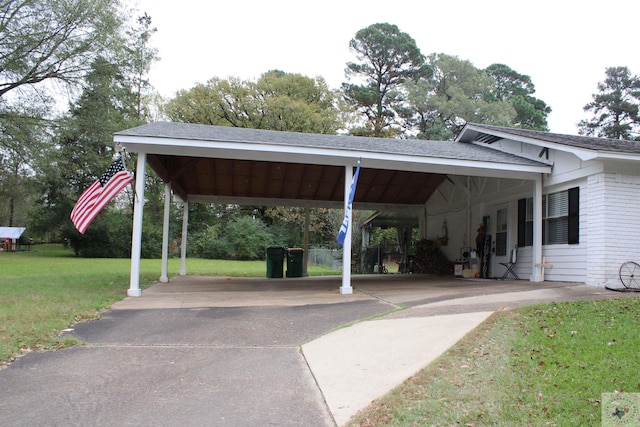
[457,123,640,154]
[116,121,546,167]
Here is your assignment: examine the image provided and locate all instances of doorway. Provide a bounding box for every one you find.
[493,207,509,277]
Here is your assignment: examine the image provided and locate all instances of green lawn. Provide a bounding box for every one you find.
[0,244,338,365]
[348,297,640,426]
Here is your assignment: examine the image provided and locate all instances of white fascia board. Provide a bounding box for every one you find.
[115,134,357,162]
[594,151,640,161]
[543,162,604,187]
[360,156,550,178]
[116,135,358,166]
[518,142,640,162]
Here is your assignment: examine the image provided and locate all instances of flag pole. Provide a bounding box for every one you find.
[116,144,127,169]
[339,161,360,295]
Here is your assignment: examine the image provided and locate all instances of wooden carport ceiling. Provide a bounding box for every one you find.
[147,154,446,207]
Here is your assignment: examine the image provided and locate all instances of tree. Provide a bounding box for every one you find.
[165,70,344,134]
[30,12,159,249]
[578,66,640,139]
[124,13,159,120]
[225,216,273,260]
[165,71,347,253]
[404,54,516,140]
[30,56,138,244]
[485,63,551,130]
[0,0,123,100]
[0,104,49,226]
[342,23,430,137]
[0,1,155,244]
[263,207,337,246]
[0,0,125,228]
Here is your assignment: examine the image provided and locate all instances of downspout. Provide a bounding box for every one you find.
[128,152,147,297]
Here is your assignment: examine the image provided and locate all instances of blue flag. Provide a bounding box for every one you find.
[336,161,361,246]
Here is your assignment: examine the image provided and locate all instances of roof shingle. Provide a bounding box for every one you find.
[116,121,546,167]
[460,123,640,154]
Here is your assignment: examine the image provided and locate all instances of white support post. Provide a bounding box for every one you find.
[531,174,543,282]
[160,184,171,283]
[180,200,189,276]
[466,176,472,249]
[128,152,147,297]
[341,165,354,295]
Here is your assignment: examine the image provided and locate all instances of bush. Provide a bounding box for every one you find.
[189,216,274,260]
[225,216,273,260]
[189,225,233,259]
[141,220,162,259]
[71,211,132,258]
[66,213,162,259]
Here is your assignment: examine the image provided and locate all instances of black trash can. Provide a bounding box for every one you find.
[266,246,285,278]
[286,248,304,278]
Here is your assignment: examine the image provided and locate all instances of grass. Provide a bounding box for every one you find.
[0,244,338,365]
[347,297,640,426]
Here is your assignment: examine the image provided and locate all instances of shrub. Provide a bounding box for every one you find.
[225,216,274,260]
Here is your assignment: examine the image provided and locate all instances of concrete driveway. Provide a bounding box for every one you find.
[0,275,620,426]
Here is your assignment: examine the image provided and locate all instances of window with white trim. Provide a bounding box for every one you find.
[518,187,579,246]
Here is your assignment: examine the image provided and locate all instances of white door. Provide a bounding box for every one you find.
[493,207,509,277]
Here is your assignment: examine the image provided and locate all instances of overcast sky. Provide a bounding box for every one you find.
[135,0,640,135]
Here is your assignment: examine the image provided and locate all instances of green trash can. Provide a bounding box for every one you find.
[286,248,304,278]
[266,246,285,278]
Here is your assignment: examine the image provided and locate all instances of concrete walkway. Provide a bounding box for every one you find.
[0,275,620,426]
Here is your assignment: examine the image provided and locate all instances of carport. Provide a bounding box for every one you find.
[114,122,551,296]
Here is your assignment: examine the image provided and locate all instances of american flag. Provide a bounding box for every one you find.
[70,156,134,234]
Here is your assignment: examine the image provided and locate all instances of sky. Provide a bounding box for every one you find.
[134,0,640,135]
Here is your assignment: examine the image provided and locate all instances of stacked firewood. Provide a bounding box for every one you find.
[412,239,454,275]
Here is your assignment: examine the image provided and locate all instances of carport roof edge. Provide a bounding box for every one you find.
[114,121,550,169]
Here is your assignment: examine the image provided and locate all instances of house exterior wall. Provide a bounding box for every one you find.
[586,172,640,287]
[518,178,588,283]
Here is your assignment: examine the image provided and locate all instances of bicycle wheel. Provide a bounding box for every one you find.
[619,261,640,289]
